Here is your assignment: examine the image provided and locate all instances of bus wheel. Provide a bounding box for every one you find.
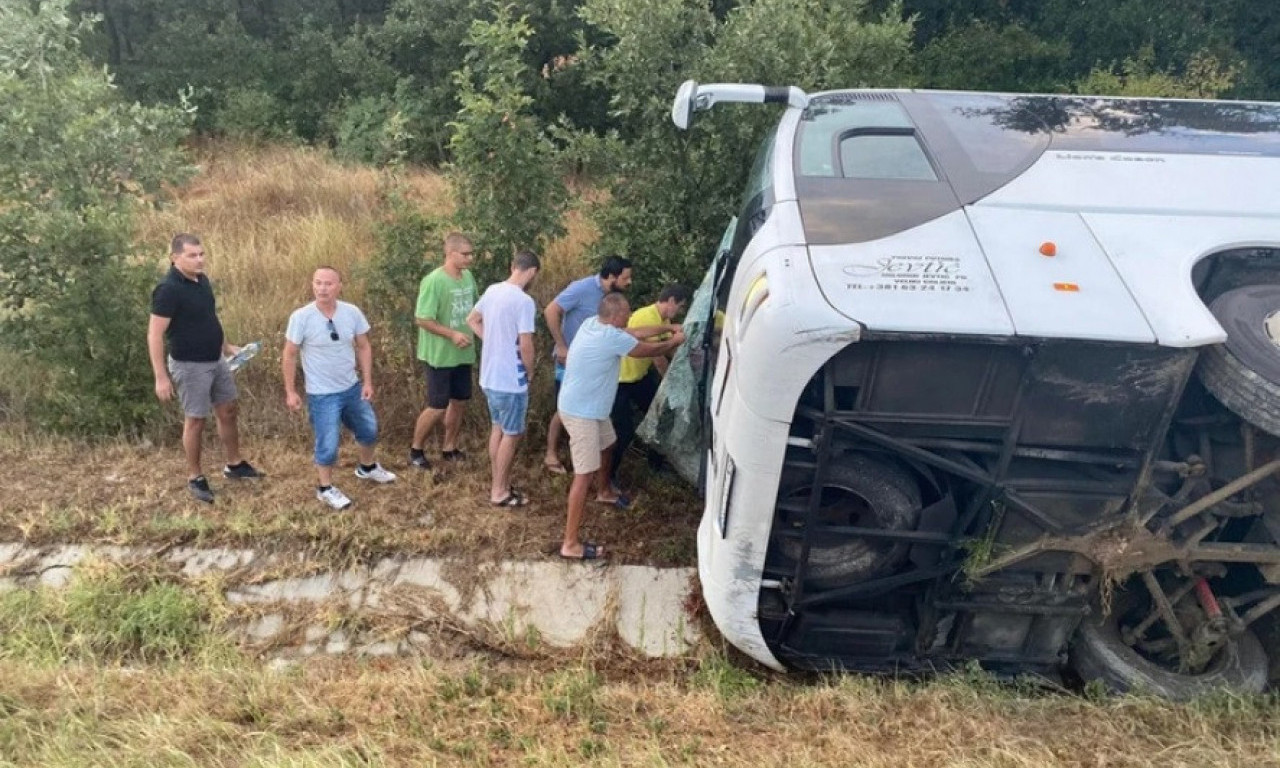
[1198,283,1280,436]
[776,453,921,589]
[1070,575,1269,700]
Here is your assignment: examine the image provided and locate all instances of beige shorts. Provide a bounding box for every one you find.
[560,412,616,475]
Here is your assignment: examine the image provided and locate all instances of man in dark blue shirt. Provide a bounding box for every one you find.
[147,233,261,503]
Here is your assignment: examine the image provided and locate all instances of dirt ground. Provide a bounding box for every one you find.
[0,432,702,567]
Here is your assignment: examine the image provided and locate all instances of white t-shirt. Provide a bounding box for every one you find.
[473,281,536,393]
[284,301,371,395]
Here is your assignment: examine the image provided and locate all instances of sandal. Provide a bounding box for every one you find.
[560,542,605,560]
[492,491,529,508]
[596,493,631,510]
[543,459,567,475]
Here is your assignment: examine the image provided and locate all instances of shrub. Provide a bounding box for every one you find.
[448,2,567,286]
[0,0,191,436]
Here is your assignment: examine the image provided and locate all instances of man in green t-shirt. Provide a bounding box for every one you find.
[410,232,478,470]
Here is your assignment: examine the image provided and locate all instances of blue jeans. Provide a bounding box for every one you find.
[308,382,378,466]
[484,388,529,436]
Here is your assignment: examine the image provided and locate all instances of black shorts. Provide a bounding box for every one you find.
[422,363,473,409]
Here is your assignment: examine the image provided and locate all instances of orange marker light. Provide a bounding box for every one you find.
[1039,242,1057,257]
[1054,282,1080,292]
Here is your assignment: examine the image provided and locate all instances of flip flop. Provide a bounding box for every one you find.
[560,542,605,561]
[492,491,528,508]
[544,460,568,475]
[597,494,631,510]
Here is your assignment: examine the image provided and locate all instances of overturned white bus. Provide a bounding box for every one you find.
[664,82,1280,698]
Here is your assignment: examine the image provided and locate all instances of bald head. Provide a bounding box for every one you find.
[598,293,631,327]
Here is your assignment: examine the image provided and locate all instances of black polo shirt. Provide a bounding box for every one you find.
[150,266,225,362]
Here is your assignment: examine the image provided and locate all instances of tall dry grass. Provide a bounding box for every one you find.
[136,142,597,442]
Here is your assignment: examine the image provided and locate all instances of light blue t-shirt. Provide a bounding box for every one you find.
[558,317,638,420]
[285,301,371,395]
[554,275,606,347]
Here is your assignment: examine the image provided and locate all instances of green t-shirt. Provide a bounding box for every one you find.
[415,267,478,366]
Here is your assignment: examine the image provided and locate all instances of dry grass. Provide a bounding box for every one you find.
[0,654,1276,766]
[0,432,701,568]
[0,142,706,567]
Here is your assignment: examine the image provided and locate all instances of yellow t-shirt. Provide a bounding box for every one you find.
[618,303,668,383]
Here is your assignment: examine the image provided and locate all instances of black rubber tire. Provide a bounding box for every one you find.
[776,453,921,589]
[1198,284,1280,436]
[1070,588,1270,701]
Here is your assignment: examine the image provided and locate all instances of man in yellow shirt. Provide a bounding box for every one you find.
[609,284,690,491]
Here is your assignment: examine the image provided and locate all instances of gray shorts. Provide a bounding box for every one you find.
[168,357,238,418]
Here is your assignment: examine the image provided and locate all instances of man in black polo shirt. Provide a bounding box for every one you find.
[147,233,262,503]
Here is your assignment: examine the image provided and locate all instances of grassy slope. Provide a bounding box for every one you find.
[2,144,1279,766]
[2,657,1277,767]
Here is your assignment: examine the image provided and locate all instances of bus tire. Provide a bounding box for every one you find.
[1198,284,1280,436]
[777,453,921,589]
[1070,590,1270,700]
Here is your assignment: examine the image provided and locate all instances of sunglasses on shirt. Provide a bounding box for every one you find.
[326,318,339,341]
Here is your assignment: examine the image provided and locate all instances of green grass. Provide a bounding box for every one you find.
[0,560,232,665]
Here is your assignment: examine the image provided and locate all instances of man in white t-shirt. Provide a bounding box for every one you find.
[467,251,540,507]
[283,267,396,511]
[556,293,684,560]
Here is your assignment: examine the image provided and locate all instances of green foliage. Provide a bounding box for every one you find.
[0,564,222,664]
[578,0,913,295]
[448,3,568,285]
[0,0,192,435]
[1076,46,1238,98]
[360,184,446,361]
[215,86,297,143]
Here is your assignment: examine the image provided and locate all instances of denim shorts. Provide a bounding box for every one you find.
[483,388,528,436]
[307,382,378,466]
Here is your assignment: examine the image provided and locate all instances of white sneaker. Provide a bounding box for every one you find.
[317,486,352,510]
[355,463,397,484]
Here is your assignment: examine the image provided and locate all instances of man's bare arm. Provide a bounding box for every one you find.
[147,314,173,401]
[465,308,484,340]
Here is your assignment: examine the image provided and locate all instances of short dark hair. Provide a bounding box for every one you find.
[599,255,632,280]
[314,265,343,280]
[170,233,201,254]
[512,250,541,271]
[598,292,630,320]
[658,283,691,304]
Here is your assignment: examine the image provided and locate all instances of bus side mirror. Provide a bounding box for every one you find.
[672,79,699,130]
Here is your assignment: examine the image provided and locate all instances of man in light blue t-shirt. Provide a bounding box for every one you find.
[556,293,683,560]
[542,255,632,474]
[283,267,396,511]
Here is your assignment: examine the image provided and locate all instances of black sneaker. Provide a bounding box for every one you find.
[441,449,466,463]
[409,451,431,470]
[188,475,214,504]
[223,461,264,479]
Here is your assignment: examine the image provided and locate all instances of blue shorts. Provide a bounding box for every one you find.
[483,388,528,436]
[307,382,378,466]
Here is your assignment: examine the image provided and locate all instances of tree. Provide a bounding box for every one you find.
[0,0,191,434]
[577,0,913,295]
[448,2,567,284]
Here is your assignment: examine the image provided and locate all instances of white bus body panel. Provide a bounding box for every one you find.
[966,207,1156,343]
[808,211,1015,337]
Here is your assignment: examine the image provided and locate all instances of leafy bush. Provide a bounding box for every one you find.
[448,3,567,286]
[577,0,913,296]
[214,86,297,143]
[0,0,192,436]
[361,185,447,362]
